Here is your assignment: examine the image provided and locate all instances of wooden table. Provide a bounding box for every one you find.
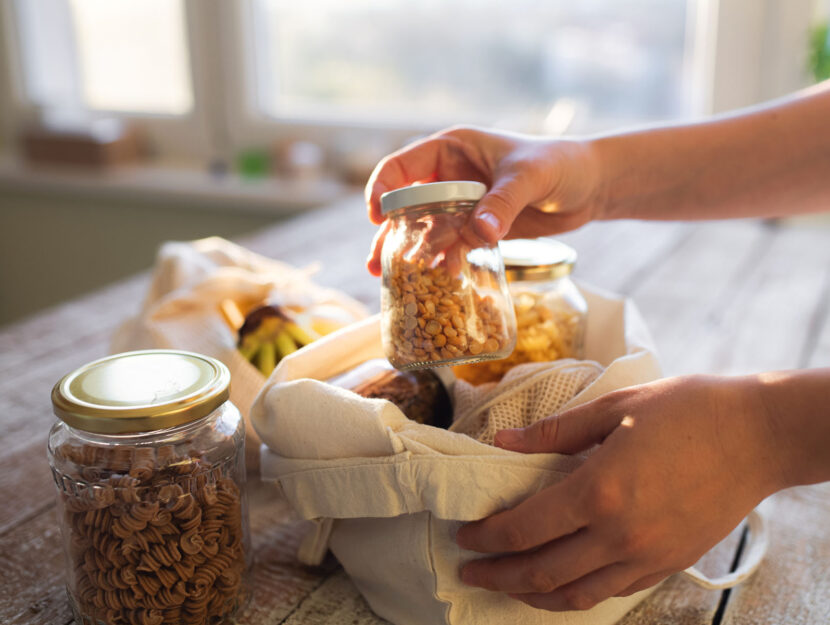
[2,196,829,625]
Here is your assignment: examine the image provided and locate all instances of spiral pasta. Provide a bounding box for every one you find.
[54,443,248,625]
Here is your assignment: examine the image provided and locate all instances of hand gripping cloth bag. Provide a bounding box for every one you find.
[251,285,768,625]
[111,236,368,470]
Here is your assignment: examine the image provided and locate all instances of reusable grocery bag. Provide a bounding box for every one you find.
[251,285,767,625]
[111,236,368,470]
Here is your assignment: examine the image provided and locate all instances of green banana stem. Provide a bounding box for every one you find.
[284,322,318,347]
[238,335,261,361]
[256,340,277,377]
[274,331,298,359]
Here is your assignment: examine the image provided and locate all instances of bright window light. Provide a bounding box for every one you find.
[250,0,690,133]
[68,0,193,114]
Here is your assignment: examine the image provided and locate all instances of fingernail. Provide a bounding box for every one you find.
[494,428,523,448]
[473,211,501,243]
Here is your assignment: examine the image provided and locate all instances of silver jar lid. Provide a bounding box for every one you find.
[381,181,487,215]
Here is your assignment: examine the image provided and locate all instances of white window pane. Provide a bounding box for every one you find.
[68,0,193,114]
[251,0,689,132]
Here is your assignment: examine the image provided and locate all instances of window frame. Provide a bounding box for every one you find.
[0,0,820,170]
[1,0,214,161]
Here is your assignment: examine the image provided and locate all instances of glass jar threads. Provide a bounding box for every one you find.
[380,181,517,370]
[47,350,251,625]
[454,238,588,385]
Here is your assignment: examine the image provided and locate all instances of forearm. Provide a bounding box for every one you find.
[753,368,830,488]
[591,82,830,222]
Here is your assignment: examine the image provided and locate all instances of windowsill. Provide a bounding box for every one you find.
[0,156,354,214]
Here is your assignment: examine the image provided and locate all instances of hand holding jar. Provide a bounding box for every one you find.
[365,126,603,277]
[378,181,517,370]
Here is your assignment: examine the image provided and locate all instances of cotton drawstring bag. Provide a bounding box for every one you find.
[252,285,768,625]
[111,236,368,469]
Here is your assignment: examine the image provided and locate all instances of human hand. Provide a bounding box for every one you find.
[455,375,786,612]
[366,126,604,276]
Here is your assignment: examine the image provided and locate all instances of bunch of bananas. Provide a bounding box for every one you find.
[221,300,320,377]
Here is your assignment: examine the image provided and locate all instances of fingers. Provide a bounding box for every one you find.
[366,220,392,277]
[460,528,614,594]
[505,207,594,239]
[456,478,586,554]
[441,240,468,277]
[615,570,673,597]
[460,173,536,246]
[509,563,644,612]
[493,395,627,454]
[365,141,438,224]
[365,132,485,224]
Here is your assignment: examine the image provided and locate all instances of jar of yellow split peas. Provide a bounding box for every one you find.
[454,239,587,385]
[379,181,517,370]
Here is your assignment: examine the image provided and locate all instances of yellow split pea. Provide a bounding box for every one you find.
[384,257,511,368]
[454,289,585,384]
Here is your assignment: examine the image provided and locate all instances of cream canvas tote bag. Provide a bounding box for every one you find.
[252,286,766,625]
[110,236,368,468]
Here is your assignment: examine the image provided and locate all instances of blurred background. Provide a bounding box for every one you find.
[1,0,829,326]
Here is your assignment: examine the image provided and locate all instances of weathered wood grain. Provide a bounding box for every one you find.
[0,277,146,376]
[720,482,830,625]
[558,220,696,296]
[0,506,71,625]
[237,482,338,624]
[617,526,747,625]
[281,570,389,625]
[625,219,773,376]
[676,223,830,375]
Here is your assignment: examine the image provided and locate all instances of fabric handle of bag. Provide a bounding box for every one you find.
[681,508,768,590]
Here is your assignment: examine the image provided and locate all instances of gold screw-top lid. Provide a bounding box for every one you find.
[499,238,577,282]
[51,350,231,434]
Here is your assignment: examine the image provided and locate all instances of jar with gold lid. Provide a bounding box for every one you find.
[47,349,251,625]
[454,239,587,385]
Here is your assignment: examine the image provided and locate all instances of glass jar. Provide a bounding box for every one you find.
[380,181,517,370]
[454,238,588,385]
[47,350,251,625]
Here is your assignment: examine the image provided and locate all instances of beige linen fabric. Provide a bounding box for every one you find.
[110,236,368,469]
[253,286,670,625]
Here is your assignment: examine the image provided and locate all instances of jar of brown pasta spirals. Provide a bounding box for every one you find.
[48,350,251,625]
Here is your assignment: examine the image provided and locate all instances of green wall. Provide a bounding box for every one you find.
[0,189,288,326]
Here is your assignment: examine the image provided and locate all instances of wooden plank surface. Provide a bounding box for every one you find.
[721,482,830,625]
[1,194,828,625]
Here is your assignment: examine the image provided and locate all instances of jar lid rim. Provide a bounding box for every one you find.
[381,181,487,215]
[499,238,577,280]
[51,350,230,434]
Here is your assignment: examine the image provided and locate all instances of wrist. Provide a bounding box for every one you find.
[753,369,830,488]
[584,134,626,222]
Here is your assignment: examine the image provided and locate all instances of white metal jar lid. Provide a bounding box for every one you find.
[380,181,487,215]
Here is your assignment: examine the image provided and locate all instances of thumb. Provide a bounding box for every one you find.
[462,173,535,245]
[494,400,625,454]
